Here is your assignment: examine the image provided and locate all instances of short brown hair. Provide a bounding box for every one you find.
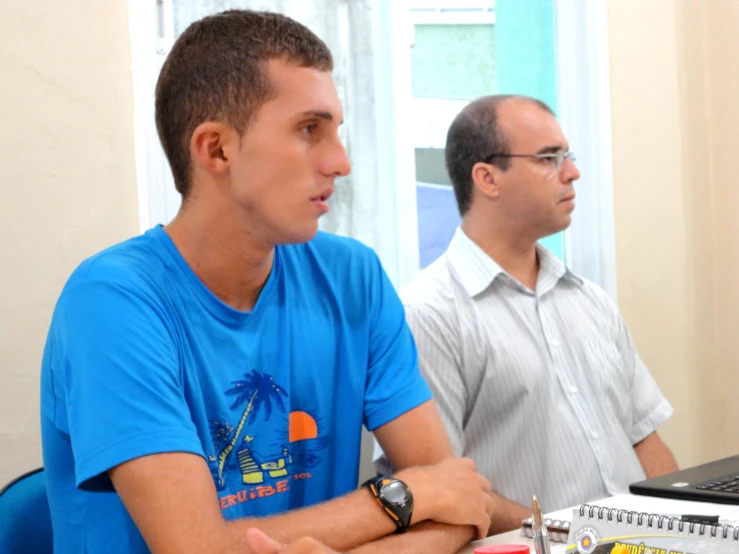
[445,95,554,216]
[155,10,333,197]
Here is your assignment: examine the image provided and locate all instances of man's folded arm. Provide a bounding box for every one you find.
[110,451,398,554]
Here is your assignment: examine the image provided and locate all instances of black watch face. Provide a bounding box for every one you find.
[382,481,408,504]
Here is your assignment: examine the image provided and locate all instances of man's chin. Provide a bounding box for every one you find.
[547,216,572,236]
[276,223,320,246]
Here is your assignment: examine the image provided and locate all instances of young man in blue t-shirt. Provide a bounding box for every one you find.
[40,9,495,554]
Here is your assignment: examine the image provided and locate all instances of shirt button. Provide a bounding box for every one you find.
[591,431,600,440]
[550,339,559,348]
[569,385,578,394]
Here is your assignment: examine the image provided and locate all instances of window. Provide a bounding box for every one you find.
[410,16,495,267]
[407,0,617,298]
[128,0,617,298]
[410,0,562,268]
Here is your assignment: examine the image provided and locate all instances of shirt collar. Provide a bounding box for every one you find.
[445,227,583,298]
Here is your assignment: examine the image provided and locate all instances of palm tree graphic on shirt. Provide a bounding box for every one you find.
[215,370,288,488]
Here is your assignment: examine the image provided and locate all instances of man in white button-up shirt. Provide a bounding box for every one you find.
[376,94,678,534]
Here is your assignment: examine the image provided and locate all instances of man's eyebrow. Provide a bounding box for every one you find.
[536,144,568,155]
[298,110,343,124]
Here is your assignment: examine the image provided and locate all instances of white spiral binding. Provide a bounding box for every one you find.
[578,504,739,542]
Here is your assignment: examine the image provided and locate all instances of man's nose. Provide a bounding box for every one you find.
[560,158,580,183]
[322,138,351,178]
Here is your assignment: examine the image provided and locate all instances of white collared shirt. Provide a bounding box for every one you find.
[375,227,673,511]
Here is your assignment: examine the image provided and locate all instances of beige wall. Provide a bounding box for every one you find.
[608,0,739,467]
[0,0,139,485]
[704,0,739,454]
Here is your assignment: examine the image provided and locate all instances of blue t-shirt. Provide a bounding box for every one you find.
[40,227,431,553]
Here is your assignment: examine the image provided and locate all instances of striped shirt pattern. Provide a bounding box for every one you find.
[375,227,673,511]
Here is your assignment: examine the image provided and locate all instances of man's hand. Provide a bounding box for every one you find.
[396,457,494,539]
[245,529,341,554]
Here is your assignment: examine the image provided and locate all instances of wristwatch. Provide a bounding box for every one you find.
[362,475,414,533]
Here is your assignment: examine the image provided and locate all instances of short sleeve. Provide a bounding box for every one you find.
[49,268,203,491]
[615,312,674,444]
[362,256,432,431]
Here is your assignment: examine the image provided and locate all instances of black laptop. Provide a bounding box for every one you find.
[630,454,739,505]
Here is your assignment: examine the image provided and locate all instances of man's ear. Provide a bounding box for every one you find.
[470,161,501,201]
[189,121,235,178]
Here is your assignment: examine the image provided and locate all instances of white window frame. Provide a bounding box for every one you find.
[409,0,496,24]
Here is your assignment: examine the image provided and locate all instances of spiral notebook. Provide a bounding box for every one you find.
[568,499,739,553]
[521,493,739,544]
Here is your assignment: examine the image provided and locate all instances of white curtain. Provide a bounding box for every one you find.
[554,0,618,299]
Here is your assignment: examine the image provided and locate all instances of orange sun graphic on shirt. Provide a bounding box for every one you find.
[289,411,318,443]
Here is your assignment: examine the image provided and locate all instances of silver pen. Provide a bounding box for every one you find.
[532,495,552,554]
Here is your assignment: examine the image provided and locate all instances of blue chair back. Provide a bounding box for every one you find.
[0,467,53,553]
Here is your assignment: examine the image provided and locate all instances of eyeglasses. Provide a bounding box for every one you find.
[484,150,576,171]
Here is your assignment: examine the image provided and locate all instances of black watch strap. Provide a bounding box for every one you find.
[362,475,413,534]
